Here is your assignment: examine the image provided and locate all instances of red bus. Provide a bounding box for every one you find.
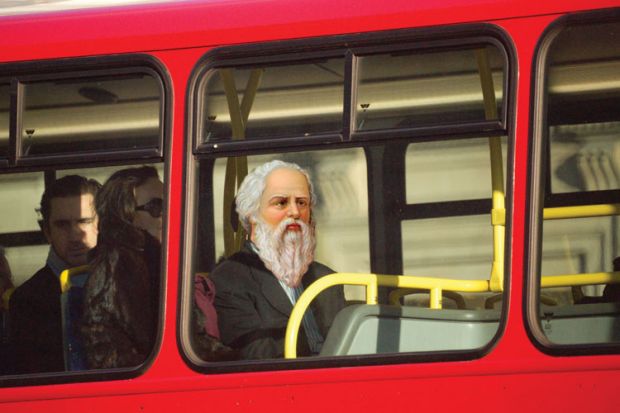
[0,0,619,410]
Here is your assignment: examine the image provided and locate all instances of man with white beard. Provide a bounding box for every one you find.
[210,160,345,360]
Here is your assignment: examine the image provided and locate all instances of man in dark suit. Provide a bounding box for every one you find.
[8,175,100,374]
[211,160,345,360]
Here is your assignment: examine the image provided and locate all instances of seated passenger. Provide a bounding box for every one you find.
[211,160,345,360]
[81,166,163,369]
[8,175,100,374]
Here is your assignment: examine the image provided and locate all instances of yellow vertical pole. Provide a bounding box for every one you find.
[476,48,505,292]
[429,287,442,309]
[219,69,263,256]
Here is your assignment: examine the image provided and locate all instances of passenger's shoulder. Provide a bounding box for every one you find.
[10,266,56,305]
[14,266,55,293]
[210,253,254,282]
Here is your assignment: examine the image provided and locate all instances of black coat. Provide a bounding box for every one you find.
[211,243,345,360]
[8,266,64,374]
[81,233,160,369]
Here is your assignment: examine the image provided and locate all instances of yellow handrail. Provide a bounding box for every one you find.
[541,271,620,288]
[543,204,620,220]
[284,272,489,359]
[220,68,263,256]
[388,288,467,308]
[59,265,90,294]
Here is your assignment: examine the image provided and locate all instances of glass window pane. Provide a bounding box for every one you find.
[199,58,345,143]
[406,137,507,203]
[20,73,161,157]
[355,45,504,131]
[0,84,9,158]
[1,164,164,376]
[403,215,493,281]
[540,19,620,347]
[547,21,620,194]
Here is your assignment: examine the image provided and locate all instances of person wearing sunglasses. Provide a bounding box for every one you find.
[81,165,163,369]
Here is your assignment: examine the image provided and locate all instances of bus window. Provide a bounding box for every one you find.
[185,29,510,368]
[355,46,504,131]
[0,58,167,380]
[20,71,162,160]
[0,83,8,159]
[199,58,344,143]
[531,17,620,348]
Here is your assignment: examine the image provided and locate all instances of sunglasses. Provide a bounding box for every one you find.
[135,197,163,218]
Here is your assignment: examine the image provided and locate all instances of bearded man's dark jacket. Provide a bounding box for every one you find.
[211,242,345,360]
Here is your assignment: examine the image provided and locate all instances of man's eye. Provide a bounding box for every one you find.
[297,199,308,207]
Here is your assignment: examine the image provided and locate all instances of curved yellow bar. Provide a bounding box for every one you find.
[541,271,620,288]
[284,273,490,359]
[544,204,620,220]
[59,265,90,293]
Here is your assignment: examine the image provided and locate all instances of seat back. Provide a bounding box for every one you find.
[320,304,500,356]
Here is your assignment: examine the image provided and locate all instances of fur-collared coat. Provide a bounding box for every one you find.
[81,232,160,369]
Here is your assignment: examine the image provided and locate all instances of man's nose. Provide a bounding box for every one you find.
[69,223,86,238]
[287,201,300,218]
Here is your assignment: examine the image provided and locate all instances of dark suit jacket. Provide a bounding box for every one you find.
[8,265,64,374]
[211,243,344,359]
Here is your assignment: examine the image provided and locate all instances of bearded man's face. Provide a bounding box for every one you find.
[253,217,315,287]
[251,168,315,287]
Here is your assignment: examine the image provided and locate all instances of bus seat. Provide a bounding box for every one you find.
[320,304,500,356]
[541,302,620,344]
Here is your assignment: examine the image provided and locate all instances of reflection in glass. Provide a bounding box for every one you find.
[200,59,345,142]
[540,20,620,346]
[20,74,161,157]
[547,21,620,194]
[355,46,504,131]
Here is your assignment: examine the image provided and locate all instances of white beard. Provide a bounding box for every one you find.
[253,217,316,288]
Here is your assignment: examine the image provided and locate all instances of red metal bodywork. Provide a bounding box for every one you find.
[1,0,619,410]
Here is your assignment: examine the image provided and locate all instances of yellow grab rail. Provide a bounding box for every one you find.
[284,272,489,359]
[59,265,90,293]
[476,48,505,293]
[220,68,263,257]
[543,204,620,220]
[541,271,620,288]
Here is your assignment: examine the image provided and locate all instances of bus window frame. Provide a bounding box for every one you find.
[181,23,516,374]
[526,8,620,356]
[0,53,171,387]
[191,25,511,155]
[0,54,168,170]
